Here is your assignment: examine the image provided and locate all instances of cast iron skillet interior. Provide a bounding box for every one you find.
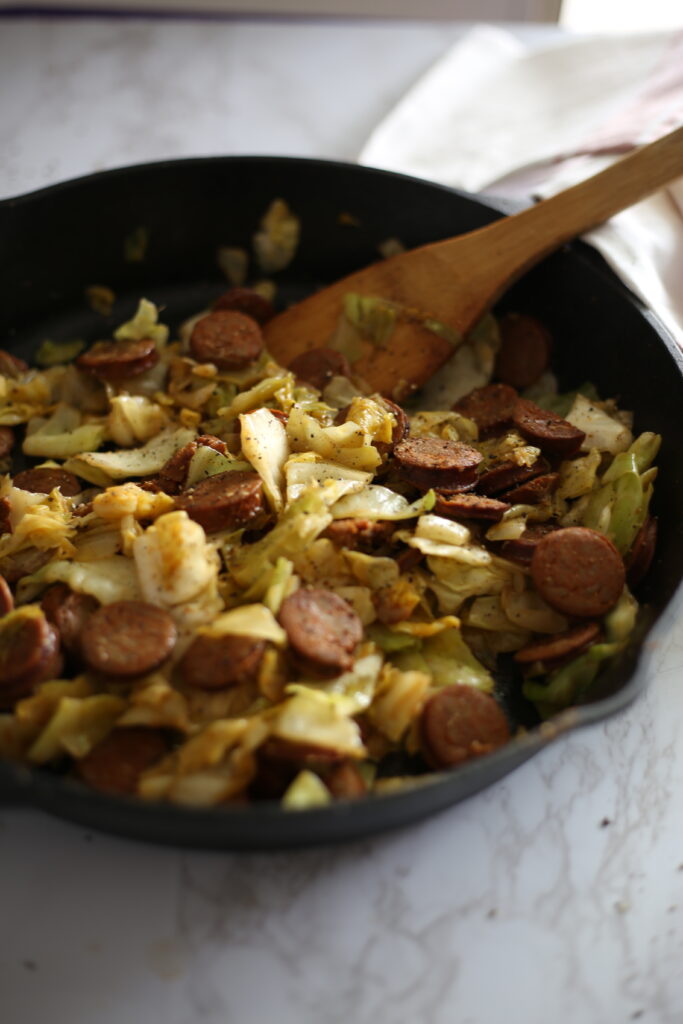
[0,157,682,849]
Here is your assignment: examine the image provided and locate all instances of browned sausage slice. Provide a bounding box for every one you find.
[513,398,585,457]
[513,622,601,667]
[76,727,169,796]
[0,349,29,378]
[377,396,410,449]
[190,310,264,370]
[279,588,363,677]
[394,437,483,491]
[76,337,159,382]
[495,312,552,388]
[213,286,275,325]
[0,575,13,617]
[0,427,15,459]
[324,760,368,800]
[531,526,625,618]
[323,518,396,551]
[288,347,352,390]
[174,471,265,534]
[476,456,550,496]
[396,546,424,573]
[0,497,12,536]
[453,383,519,437]
[625,515,657,589]
[500,522,558,566]
[434,492,510,522]
[0,612,63,709]
[420,684,510,769]
[180,633,266,690]
[41,583,99,658]
[155,434,228,495]
[81,600,177,677]
[13,467,82,497]
[502,472,560,505]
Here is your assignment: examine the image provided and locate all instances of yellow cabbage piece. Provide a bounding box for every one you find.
[240,407,289,512]
[197,603,287,646]
[17,555,141,605]
[282,770,332,810]
[134,510,219,608]
[64,426,196,484]
[253,199,300,273]
[114,298,168,347]
[23,403,106,459]
[107,394,168,446]
[28,694,126,764]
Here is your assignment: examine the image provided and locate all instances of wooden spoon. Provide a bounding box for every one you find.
[264,125,683,398]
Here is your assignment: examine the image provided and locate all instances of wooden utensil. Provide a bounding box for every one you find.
[264,125,683,398]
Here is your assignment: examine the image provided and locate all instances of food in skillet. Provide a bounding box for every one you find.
[0,281,659,808]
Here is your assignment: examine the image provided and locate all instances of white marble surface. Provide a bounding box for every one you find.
[1,14,682,1024]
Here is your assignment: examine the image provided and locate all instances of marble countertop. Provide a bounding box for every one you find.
[1,14,682,1024]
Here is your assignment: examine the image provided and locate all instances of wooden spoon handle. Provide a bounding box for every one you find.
[433,124,683,329]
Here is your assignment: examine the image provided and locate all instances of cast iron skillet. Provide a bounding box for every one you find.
[1,157,682,850]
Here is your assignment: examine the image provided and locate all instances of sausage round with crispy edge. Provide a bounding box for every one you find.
[0,427,15,459]
[76,727,170,796]
[155,434,228,495]
[453,383,519,437]
[420,683,511,769]
[213,286,275,325]
[513,622,602,668]
[0,349,29,378]
[434,492,510,522]
[476,456,550,496]
[500,522,558,566]
[513,398,585,457]
[323,518,396,552]
[394,437,483,491]
[41,583,99,659]
[531,526,625,618]
[174,470,265,534]
[324,760,368,800]
[0,575,13,617]
[495,312,552,389]
[81,600,177,677]
[625,515,658,589]
[180,633,266,690]
[76,336,159,382]
[13,466,83,497]
[278,587,363,677]
[190,310,264,370]
[288,347,352,390]
[0,612,63,709]
[502,472,560,505]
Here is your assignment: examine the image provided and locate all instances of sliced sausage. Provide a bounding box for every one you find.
[377,397,410,452]
[155,434,228,495]
[0,611,63,709]
[76,336,159,382]
[323,518,396,552]
[180,633,266,690]
[420,683,510,769]
[513,621,601,668]
[396,546,424,573]
[288,347,352,390]
[625,515,657,589]
[41,583,99,658]
[502,472,560,505]
[513,398,585,458]
[76,727,169,796]
[250,738,344,799]
[495,312,552,388]
[453,383,519,437]
[500,522,558,567]
[531,526,625,618]
[0,575,13,617]
[434,492,510,522]
[174,470,265,534]
[213,286,275,325]
[190,310,264,370]
[13,467,82,497]
[0,349,29,378]
[279,588,363,677]
[394,437,483,491]
[0,427,15,459]
[0,546,54,585]
[323,760,368,800]
[476,456,550,496]
[0,496,12,536]
[81,600,177,677]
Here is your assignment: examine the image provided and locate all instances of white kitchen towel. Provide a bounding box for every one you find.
[359,26,683,348]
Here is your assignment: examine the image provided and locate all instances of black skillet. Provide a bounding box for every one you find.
[0,157,682,850]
